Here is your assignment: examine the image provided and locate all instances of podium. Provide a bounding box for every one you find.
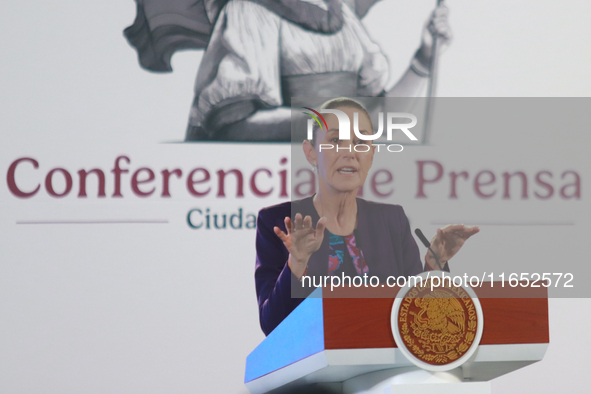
[245,282,549,394]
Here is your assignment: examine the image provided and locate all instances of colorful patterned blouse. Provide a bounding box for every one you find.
[328,231,369,276]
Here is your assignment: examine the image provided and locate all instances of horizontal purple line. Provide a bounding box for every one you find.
[430,222,574,226]
[16,220,169,225]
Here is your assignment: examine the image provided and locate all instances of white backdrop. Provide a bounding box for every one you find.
[1,1,590,393]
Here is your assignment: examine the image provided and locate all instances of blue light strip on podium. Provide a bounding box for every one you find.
[245,288,325,383]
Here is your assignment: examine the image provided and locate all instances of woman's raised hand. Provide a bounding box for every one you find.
[274,213,327,279]
[426,224,480,270]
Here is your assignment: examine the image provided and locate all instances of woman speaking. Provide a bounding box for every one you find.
[254,98,479,335]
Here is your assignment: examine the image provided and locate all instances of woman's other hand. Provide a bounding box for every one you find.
[274,213,327,279]
[426,224,480,269]
[415,4,452,72]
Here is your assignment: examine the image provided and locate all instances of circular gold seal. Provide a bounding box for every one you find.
[391,272,483,371]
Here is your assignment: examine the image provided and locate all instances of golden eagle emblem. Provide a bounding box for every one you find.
[398,283,479,365]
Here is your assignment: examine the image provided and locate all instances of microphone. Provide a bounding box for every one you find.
[414,228,443,271]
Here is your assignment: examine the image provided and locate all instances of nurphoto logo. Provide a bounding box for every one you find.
[303,107,418,153]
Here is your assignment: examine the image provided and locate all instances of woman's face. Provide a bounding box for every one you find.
[307,106,375,194]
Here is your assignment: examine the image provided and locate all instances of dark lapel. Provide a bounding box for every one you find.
[355,198,398,279]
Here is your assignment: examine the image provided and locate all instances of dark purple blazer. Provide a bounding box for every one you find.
[255,197,431,336]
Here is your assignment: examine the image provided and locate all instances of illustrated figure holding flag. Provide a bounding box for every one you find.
[125,0,452,141]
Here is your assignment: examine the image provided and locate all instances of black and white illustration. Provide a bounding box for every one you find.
[125,0,451,141]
